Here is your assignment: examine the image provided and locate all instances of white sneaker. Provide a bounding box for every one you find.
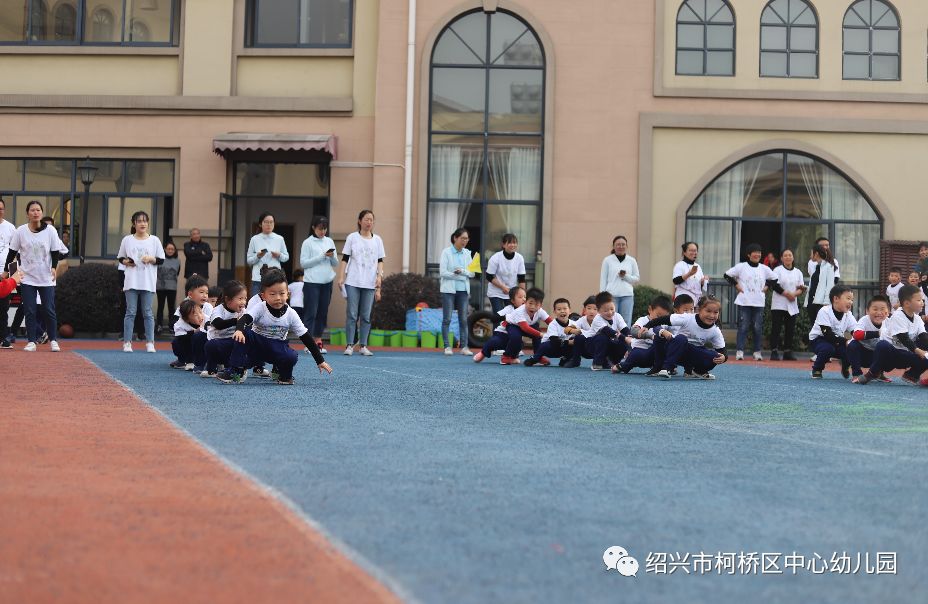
[146,342,156,353]
[735,350,744,361]
[183,363,194,371]
[655,369,672,379]
[444,347,453,356]
[459,348,473,356]
[50,341,60,352]
[303,346,310,354]
[23,342,36,352]
[319,346,328,354]
[343,345,354,356]
[123,342,133,353]
[359,346,374,356]
[753,351,763,361]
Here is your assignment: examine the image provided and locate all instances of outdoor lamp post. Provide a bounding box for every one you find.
[77,157,97,264]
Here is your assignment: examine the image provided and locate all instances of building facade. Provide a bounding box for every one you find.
[0,0,923,326]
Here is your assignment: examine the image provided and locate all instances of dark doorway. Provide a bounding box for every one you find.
[740,221,782,262]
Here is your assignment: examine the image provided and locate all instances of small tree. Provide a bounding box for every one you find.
[371,273,442,330]
[56,262,123,333]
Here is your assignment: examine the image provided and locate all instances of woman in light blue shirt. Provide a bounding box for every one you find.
[299,215,338,353]
[439,228,475,356]
[246,212,289,296]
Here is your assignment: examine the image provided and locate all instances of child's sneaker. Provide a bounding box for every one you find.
[523,357,539,367]
[560,358,580,368]
[537,356,550,366]
[590,364,604,371]
[500,355,520,365]
[123,342,133,353]
[38,332,49,345]
[23,342,36,352]
[216,369,245,384]
[199,370,217,378]
[146,342,156,353]
[840,359,851,379]
[192,366,204,373]
[855,371,874,385]
[359,346,374,356]
[184,363,195,371]
[644,367,660,377]
[811,369,823,379]
[735,350,744,361]
[270,369,280,381]
[901,370,921,385]
[169,360,186,369]
[753,351,763,361]
[252,367,272,378]
[460,348,473,356]
[276,377,295,385]
[0,339,12,350]
[50,341,60,352]
[654,369,672,379]
[444,347,453,356]
[875,372,892,383]
[473,351,485,363]
[920,376,928,387]
[688,371,716,380]
[343,345,354,356]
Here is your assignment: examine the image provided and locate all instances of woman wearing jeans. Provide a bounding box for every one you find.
[600,235,640,327]
[439,228,474,356]
[337,210,384,357]
[300,215,338,353]
[117,211,165,353]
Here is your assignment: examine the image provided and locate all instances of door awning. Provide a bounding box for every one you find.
[212,133,337,159]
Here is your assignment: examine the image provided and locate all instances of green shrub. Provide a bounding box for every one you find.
[56,261,123,333]
[632,284,674,322]
[371,272,442,330]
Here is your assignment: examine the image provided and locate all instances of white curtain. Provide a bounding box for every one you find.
[486,145,540,255]
[795,154,824,218]
[427,144,479,262]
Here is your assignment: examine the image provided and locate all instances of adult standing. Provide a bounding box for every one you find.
[117,211,165,353]
[4,200,68,352]
[299,216,338,353]
[246,213,289,296]
[183,228,213,280]
[337,210,384,357]
[769,248,806,361]
[807,236,840,280]
[671,242,709,306]
[485,233,526,316]
[600,235,640,327]
[156,241,181,333]
[805,243,837,324]
[0,198,16,349]
[439,228,474,356]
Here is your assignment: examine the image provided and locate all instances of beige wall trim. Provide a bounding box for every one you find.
[0,46,180,56]
[0,94,353,113]
[237,47,354,57]
[415,0,556,285]
[637,112,901,281]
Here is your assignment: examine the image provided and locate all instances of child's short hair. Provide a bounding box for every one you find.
[919,241,928,250]
[221,280,247,302]
[649,295,672,312]
[697,294,722,311]
[293,269,304,280]
[526,287,545,303]
[898,284,921,305]
[552,297,570,308]
[867,294,891,309]
[260,269,287,290]
[207,286,222,300]
[594,291,613,308]
[184,275,208,294]
[508,285,525,303]
[829,284,852,302]
[745,243,762,256]
[672,294,694,309]
[178,299,199,323]
[889,266,902,275]
[501,233,518,245]
[259,264,274,277]
[582,295,597,307]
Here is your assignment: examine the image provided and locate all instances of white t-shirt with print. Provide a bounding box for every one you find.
[542,318,576,343]
[288,282,304,307]
[486,251,526,300]
[590,313,628,335]
[207,304,241,341]
[505,306,549,330]
[174,301,213,335]
[771,265,805,316]
[117,234,165,293]
[880,309,926,351]
[343,232,385,290]
[250,302,307,341]
[854,315,884,352]
[0,219,16,270]
[9,224,68,287]
[809,306,856,342]
[725,262,775,307]
[665,313,726,349]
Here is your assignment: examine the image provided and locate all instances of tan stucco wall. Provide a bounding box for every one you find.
[236,57,355,98]
[0,55,180,95]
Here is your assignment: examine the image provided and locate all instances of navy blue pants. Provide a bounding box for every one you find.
[532,338,566,361]
[590,333,628,366]
[620,347,655,372]
[481,331,509,356]
[505,324,539,358]
[204,338,235,373]
[869,340,928,376]
[811,338,846,371]
[569,334,595,363]
[229,330,299,380]
[172,331,206,366]
[846,340,874,376]
[663,335,718,373]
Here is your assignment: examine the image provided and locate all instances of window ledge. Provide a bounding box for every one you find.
[237,47,353,58]
[0,45,180,56]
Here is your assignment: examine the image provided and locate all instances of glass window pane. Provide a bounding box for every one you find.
[785,222,828,271]
[486,137,541,201]
[84,160,122,193]
[52,3,78,42]
[761,52,788,76]
[85,1,123,43]
[493,35,542,66]
[792,1,816,25]
[706,50,733,75]
[677,23,703,48]
[107,197,153,256]
[844,28,869,53]
[255,0,298,45]
[677,49,704,74]
[431,67,486,132]
[447,13,486,62]
[844,4,866,27]
[426,200,474,263]
[489,12,532,65]
[836,223,880,283]
[871,54,899,80]
[761,2,786,25]
[761,25,786,50]
[678,2,700,22]
[301,0,351,46]
[819,165,877,221]
[24,159,72,191]
[873,3,897,27]
[742,154,784,218]
[685,218,733,278]
[872,29,898,53]
[0,159,22,190]
[74,193,104,257]
[488,69,542,133]
[14,195,58,227]
[434,28,483,65]
[706,0,731,23]
[790,27,816,51]
[430,135,485,200]
[691,153,782,218]
[789,52,817,77]
[486,203,537,259]
[125,0,175,43]
[843,53,869,79]
[785,154,823,218]
[126,161,174,193]
[706,24,733,48]
[0,0,26,42]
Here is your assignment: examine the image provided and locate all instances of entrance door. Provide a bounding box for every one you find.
[740,221,782,261]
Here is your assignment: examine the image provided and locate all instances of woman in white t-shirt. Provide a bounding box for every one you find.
[485,233,526,316]
[768,248,806,361]
[117,211,166,353]
[5,200,68,352]
[671,241,710,306]
[337,210,385,356]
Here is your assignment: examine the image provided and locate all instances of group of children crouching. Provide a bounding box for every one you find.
[474,286,728,379]
[473,283,928,385]
[169,270,332,385]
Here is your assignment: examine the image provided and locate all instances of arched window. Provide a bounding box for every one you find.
[29,0,48,40]
[91,7,115,42]
[760,0,818,78]
[53,3,77,42]
[676,0,735,76]
[685,152,882,319]
[129,19,150,42]
[843,0,900,80]
[426,10,545,291]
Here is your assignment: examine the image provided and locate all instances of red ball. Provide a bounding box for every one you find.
[853,329,865,341]
[58,324,74,339]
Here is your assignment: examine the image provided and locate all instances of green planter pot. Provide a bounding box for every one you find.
[368,329,387,347]
[401,330,419,348]
[329,328,346,346]
[387,331,403,347]
[421,331,438,348]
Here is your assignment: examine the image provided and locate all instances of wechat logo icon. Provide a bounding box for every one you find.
[603,545,639,577]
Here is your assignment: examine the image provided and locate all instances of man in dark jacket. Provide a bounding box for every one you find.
[183,228,213,280]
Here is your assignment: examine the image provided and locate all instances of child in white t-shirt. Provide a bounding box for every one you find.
[616,295,672,374]
[474,286,526,363]
[525,297,577,367]
[808,285,857,379]
[289,269,306,325]
[724,243,775,361]
[857,285,928,385]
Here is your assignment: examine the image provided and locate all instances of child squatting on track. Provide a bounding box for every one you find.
[638,294,728,379]
[474,287,551,365]
[171,275,211,371]
[856,285,928,386]
[217,269,333,385]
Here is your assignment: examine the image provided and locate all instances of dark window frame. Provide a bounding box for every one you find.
[842,0,901,81]
[675,0,737,77]
[759,0,819,78]
[245,0,354,49]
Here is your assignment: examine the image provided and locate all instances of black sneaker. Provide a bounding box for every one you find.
[169,360,186,369]
[669,368,678,376]
[276,377,294,385]
[901,370,921,385]
[523,357,539,367]
[558,356,569,367]
[811,370,823,379]
[561,359,580,369]
[216,369,245,384]
[770,349,781,361]
[782,350,797,361]
[645,367,661,377]
[0,340,12,350]
[840,359,851,379]
[38,331,49,344]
